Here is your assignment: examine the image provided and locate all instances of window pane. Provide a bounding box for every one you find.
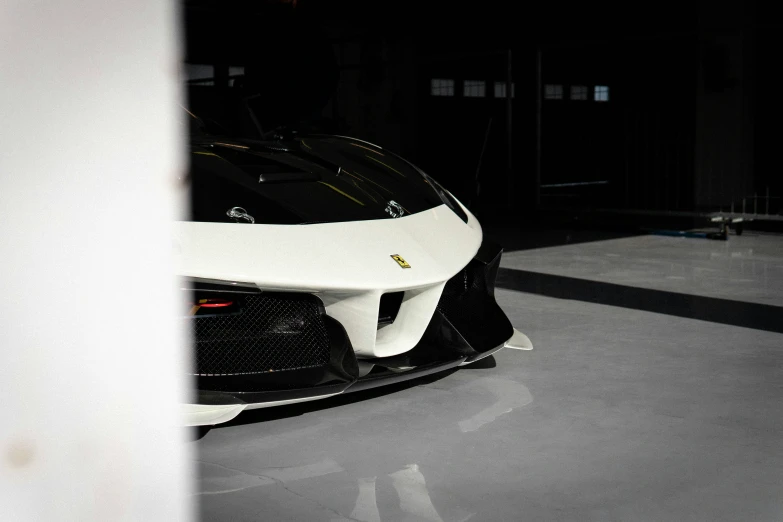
[594,85,609,102]
[570,85,588,100]
[431,78,455,96]
[544,84,563,100]
[183,64,215,86]
[494,82,515,98]
[228,66,245,87]
[464,80,486,98]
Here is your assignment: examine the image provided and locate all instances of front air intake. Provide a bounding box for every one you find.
[378,291,404,326]
[188,292,331,376]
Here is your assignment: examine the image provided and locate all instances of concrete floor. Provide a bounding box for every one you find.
[193,233,783,522]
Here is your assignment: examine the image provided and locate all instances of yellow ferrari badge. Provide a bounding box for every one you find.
[391,254,411,268]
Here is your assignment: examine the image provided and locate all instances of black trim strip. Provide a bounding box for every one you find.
[182,279,261,292]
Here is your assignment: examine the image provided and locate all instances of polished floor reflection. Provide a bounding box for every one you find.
[194,232,783,522]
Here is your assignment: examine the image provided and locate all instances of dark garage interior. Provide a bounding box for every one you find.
[180,2,783,520]
[182,1,783,520]
[2,0,782,520]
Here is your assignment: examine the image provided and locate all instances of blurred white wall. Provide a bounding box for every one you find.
[0,1,192,520]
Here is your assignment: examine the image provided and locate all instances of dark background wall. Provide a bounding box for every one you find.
[182,0,783,223]
[694,0,755,210]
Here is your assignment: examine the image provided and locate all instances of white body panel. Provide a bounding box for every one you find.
[174,204,482,357]
[176,199,538,428]
[183,404,246,427]
[504,328,534,351]
[182,394,341,427]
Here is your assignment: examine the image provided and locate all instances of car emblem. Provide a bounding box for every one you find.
[226,206,255,224]
[385,200,405,218]
[391,254,411,269]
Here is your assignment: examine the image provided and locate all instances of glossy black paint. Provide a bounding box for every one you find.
[346,357,467,394]
[463,343,506,364]
[188,122,465,225]
[435,240,514,352]
[196,382,352,406]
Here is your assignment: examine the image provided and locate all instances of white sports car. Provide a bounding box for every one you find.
[178,112,530,426]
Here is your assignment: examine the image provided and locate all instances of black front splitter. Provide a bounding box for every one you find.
[196,356,467,406]
[346,356,467,394]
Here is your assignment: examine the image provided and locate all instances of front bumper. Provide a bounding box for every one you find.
[183,239,519,426]
[174,204,483,358]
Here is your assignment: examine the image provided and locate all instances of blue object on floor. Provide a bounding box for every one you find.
[648,229,727,240]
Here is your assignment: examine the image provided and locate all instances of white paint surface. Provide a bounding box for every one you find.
[0,1,191,520]
[173,205,482,356]
[173,205,481,293]
[504,328,534,351]
[183,393,343,427]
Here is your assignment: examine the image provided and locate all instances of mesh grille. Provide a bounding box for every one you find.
[189,293,331,376]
